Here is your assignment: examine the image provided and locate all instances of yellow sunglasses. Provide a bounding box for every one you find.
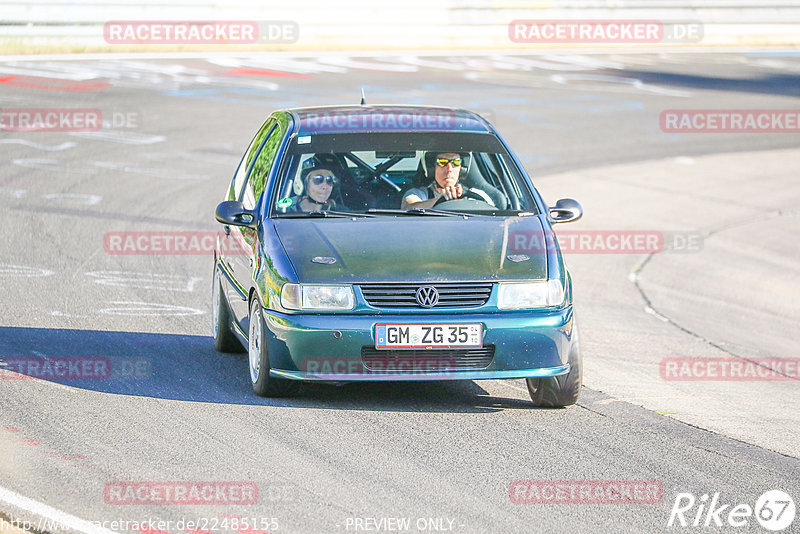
[435,157,462,167]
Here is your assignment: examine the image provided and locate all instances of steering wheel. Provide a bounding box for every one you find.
[433,187,489,207]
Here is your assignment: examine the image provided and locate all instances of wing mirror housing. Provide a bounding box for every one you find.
[216,200,257,228]
[549,198,583,224]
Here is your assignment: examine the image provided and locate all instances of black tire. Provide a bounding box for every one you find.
[526,322,582,407]
[212,265,245,353]
[248,297,299,397]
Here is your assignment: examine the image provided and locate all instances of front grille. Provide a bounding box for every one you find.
[361,346,495,371]
[360,282,493,309]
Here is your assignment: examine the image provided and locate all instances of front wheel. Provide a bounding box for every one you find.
[248,297,299,397]
[526,322,582,407]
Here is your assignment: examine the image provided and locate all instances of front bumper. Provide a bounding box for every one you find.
[261,306,575,382]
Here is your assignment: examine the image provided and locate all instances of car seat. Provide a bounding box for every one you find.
[460,155,507,209]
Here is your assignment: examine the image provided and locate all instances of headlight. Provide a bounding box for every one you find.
[497,279,564,309]
[280,284,355,310]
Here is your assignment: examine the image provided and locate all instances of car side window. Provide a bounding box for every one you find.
[243,122,283,210]
[229,119,275,201]
[242,124,283,209]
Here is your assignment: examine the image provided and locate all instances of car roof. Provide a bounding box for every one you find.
[285,105,494,135]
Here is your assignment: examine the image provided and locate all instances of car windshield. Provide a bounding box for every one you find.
[271,132,539,216]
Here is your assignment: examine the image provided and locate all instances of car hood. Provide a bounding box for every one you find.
[273,216,550,283]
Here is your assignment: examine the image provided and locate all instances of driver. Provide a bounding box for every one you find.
[401,152,462,210]
[401,152,494,209]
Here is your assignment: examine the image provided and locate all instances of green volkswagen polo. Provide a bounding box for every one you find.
[213,105,584,407]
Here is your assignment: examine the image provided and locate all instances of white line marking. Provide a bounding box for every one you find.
[0,140,77,151]
[112,60,209,76]
[11,158,56,169]
[388,55,465,71]
[0,188,27,199]
[0,264,54,278]
[0,485,118,534]
[644,306,670,322]
[550,74,692,97]
[159,75,279,91]
[461,70,548,89]
[50,311,90,318]
[0,64,98,80]
[542,54,626,70]
[491,54,624,71]
[11,158,97,174]
[42,193,102,205]
[68,131,166,145]
[85,271,203,292]
[98,301,205,316]
[206,56,347,74]
[318,56,418,72]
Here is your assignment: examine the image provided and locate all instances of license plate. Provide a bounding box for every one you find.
[375,323,483,349]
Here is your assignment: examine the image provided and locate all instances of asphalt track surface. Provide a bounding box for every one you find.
[1,52,799,533]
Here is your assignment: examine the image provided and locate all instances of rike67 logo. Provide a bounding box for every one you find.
[668,490,795,531]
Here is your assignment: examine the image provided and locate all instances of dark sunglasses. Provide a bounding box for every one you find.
[309,174,337,186]
[435,157,461,167]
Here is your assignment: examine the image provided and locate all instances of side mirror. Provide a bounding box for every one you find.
[549,198,583,224]
[216,200,257,228]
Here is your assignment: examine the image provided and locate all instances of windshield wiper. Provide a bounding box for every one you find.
[366,208,467,218]
[276,210,374,218]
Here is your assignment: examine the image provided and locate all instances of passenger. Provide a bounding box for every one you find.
[288,166,339,212]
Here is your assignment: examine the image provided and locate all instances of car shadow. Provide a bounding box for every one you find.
[0,326,535,413]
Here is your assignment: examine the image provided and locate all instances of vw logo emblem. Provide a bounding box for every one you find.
[415,285,439,308]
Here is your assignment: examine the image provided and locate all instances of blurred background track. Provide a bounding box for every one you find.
[1,0,800,52]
